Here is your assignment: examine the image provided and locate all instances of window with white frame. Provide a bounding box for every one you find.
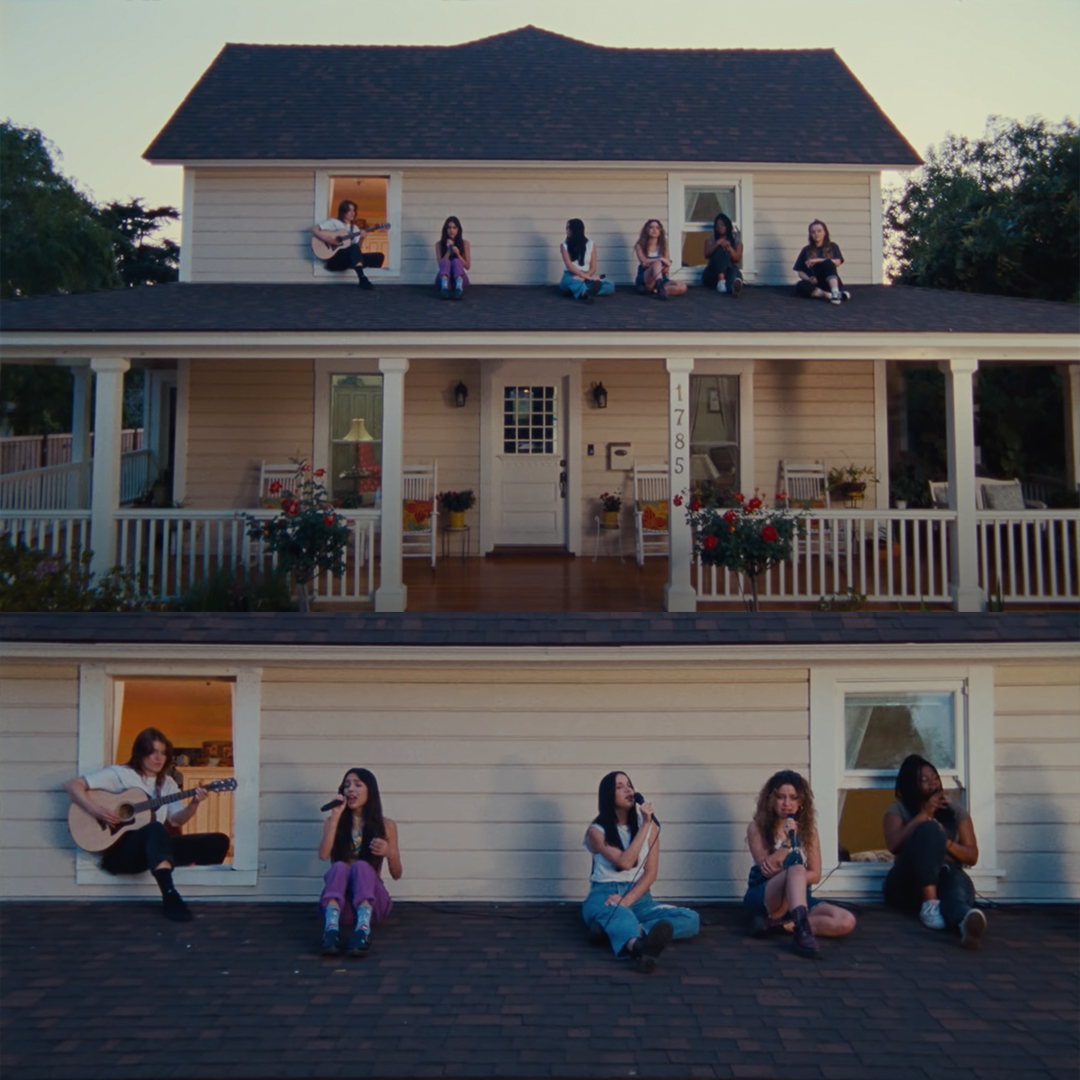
[667,173,754,281]
[313,171,401,278]
[75,665,260,887]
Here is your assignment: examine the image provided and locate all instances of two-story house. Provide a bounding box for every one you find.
[1,29,1077,909]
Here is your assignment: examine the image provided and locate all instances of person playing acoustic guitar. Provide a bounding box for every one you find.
[311,199,386,290]
[64,727,229,922]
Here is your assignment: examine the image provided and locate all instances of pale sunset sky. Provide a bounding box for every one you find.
[1,0,1077,242]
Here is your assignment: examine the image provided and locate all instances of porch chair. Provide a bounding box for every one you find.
[402,461,438,569]
[633,464,669,567]
[781,460,833,559]
[928,478,1046,511]
[258,461,300,508]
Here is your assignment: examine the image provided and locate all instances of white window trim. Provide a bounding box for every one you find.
[312,170,402,280]
[667,172,756,284]
[74,664,261,888]
[809,662,1001,897]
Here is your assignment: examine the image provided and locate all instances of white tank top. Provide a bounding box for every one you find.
[584,818,651,883]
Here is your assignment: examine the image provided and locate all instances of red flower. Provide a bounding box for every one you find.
[324,514,336,527]
[269,480,282,494]
[282,499,299,516]
[747,496,763,511]
[722,509,737,524]
[776,491,787,501]
[761,525,779,542]
[301,464,311,472]
[702,534,718,550]
[689,498,701,512]
[314,468,326,478]
[734,492,745,503]
[673,494,683,507]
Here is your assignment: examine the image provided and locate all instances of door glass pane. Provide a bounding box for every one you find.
[689,375,739,500]
[844,692,956,771]
[330,374,383,506]
[502,386,557,455]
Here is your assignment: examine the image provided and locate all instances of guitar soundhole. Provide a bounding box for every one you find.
[118,804,134,821]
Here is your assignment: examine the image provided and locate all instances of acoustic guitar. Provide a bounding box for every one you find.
[68,778,238,853]
[311,223,391,261]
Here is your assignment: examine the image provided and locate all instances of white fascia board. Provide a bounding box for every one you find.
[3,641,1076,666]
[156,158,916,173]
[2,332,1077,364]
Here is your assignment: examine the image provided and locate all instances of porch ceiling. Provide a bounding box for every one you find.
[2,286,1078,364]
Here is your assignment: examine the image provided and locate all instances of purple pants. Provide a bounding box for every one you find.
[320,860,393,928]
[436,257,469,288]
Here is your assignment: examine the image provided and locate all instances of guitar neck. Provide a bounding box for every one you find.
[129,786,207,815]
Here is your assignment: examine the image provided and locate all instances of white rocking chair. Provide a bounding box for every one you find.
[633,464,669,567]
[402,462,438,568]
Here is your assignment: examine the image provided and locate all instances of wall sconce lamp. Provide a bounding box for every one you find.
[592,382,609,409]
[454,381,469,408]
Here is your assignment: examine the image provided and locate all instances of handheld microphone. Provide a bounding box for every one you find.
[786,813,800,849]
[634,791,660,828]
[320,798,344,813]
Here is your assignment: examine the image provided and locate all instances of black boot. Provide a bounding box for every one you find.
[791,905,819,958]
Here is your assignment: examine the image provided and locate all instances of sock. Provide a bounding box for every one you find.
[355,904,372,933]
[440,275,449,291]
[151,866,175,898]
[324,904,340,932]
[454,277,463,291]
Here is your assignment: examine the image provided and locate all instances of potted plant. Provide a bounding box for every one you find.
[438,489,476,529]
[244,462,352,613]
[680,490,805,612]
[827,463,880,504]
[598,491,622,529]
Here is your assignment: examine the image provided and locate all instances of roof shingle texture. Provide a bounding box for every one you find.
[144,27,922,166]
[4,283,1078,335]
[1,612,1075,647]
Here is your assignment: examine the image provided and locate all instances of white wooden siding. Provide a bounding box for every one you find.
[994,664,1080,901]
[187,168,876,286]
[0,665,81,898]
[254,665,808,902]
[753,360,880,506]
[185,360,315,508]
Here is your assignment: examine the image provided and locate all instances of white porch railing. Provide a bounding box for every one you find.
[120,449,156,504]
[0,510,92,562]
[115,509,377,602]
[694,510,958,605]
[977,511,1080,603]
[0,429,144,474]
[0,462,89,512]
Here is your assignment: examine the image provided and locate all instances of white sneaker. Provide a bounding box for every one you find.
[960,907,986,949]
[919,899,946,930]
[829,288,842,305]
[716,281,727,294]
[840,290,851,302]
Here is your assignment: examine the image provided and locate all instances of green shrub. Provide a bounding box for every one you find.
[0,541,150,612]
[171,566,297,612]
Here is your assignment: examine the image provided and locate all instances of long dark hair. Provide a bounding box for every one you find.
[894,754,956,831]
[439,216,465,257]
[336,199,357,220]
[592,770,638,850]
[329,767,387,870]
[565,218,588,266]
[806,218,831,253]
[636,219,667,255]
[124,727,174,792]
[713,213,738,243]
[751,769,818,855]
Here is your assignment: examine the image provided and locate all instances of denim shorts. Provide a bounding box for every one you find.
[635,265,669,288]
[742,851,822,916]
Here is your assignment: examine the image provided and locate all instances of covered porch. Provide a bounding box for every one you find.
[1,284,1077,612]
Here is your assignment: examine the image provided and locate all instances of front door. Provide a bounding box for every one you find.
[490,375,567,547]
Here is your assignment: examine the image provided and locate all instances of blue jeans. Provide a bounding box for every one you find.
[560,271,615,300]
[582,882,700,956]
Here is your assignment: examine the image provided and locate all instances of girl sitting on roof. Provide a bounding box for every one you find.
[702,213,744,297]
[744,770,856,957]
[582,771,699,972]
[793,220,850,305]
[559,219,615,303]
[634,220,687,300]
[435,216,471,300]
[318,767,402,956]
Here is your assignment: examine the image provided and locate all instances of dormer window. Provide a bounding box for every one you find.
[668,173,755,283]
[314,171,401,279]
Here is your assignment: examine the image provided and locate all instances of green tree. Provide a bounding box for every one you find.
[885,117,1079,302]
[99,199,179,286]
[0,122,119,298]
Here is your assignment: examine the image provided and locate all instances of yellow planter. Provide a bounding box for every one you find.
[448,509,466,529]
[602,510,619,529]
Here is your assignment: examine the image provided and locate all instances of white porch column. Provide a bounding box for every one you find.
[66,363,93,507]
[1063,363,1080,494]
[375,357,409,612]
[941,358,984,612]
[88,357,129,579]
[664,357,696,612]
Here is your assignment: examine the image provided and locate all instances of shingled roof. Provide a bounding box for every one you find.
[3,284,1078,336]
[144,27,921,166]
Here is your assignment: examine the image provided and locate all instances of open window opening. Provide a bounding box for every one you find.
[668,173,753,282]
[314,172,400,278]
[113,677,236,863]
